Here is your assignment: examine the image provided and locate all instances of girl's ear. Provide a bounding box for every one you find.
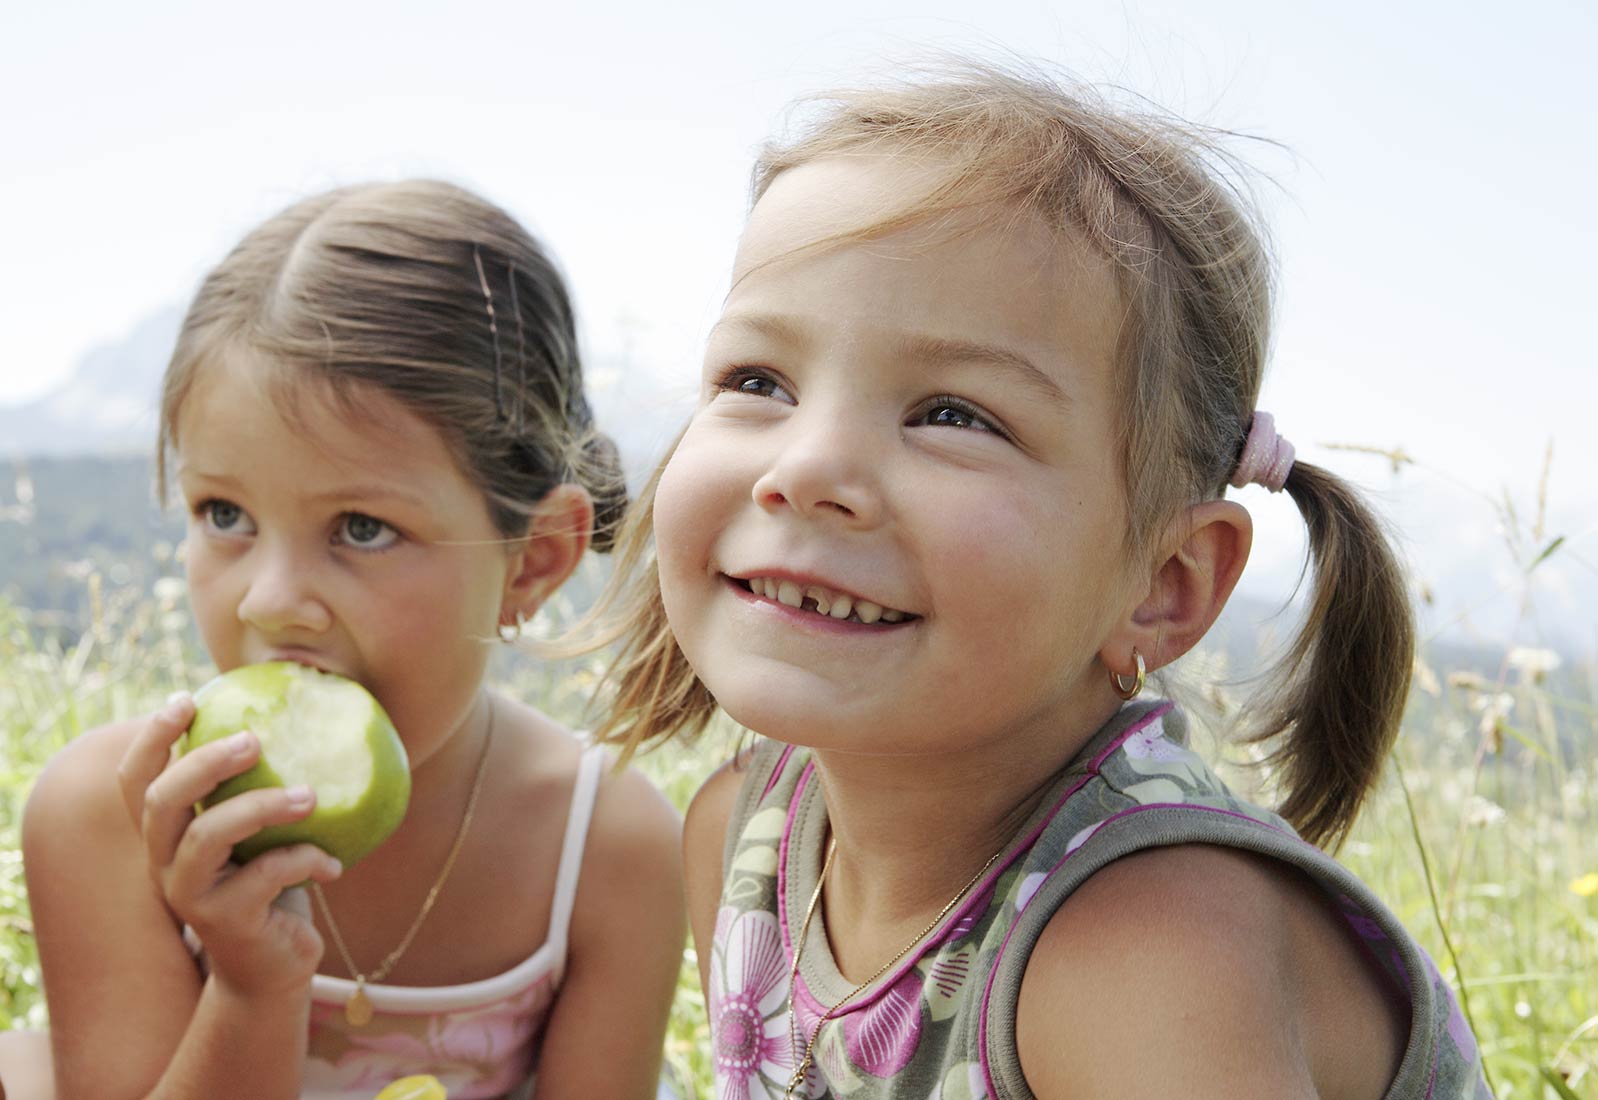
[500,483,595,623]
[1101,500,1252,675]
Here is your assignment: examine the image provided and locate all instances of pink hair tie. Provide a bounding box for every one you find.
[1229,411,1295,493]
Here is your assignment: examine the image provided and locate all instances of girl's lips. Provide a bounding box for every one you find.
[722,573,919,628]
[262,650,340,676]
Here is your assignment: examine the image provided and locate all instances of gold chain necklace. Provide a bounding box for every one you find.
[311,697,496,1027]
[783,836,1004,1100]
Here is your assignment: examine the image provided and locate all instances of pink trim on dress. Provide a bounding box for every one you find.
[777,761,815,955]
[762,745,797,802]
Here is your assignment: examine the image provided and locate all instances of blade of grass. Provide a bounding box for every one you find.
[1393,753,1498,1098]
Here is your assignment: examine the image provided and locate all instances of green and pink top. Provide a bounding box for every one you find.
[711,702,1492,1100]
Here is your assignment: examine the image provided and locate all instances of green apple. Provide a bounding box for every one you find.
[183,661,410,868]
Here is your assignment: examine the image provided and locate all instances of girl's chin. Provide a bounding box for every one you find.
[712,698,930,756]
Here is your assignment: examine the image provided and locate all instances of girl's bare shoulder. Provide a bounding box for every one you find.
[498,699,681,878]
[1016,843,1404,1099]
[684,752,748,854]
[583,752,682,887]
[24,718,145,838]
[559,730,685,959]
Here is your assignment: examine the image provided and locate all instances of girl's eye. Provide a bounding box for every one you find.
[911,397,1003,435]
[736,375,777,397]
[337,513,399,550]
[713,367,794,404]
[198,499,256,536]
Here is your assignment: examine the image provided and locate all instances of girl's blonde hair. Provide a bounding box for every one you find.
[158,179,626,549]
[589,63,1412,849]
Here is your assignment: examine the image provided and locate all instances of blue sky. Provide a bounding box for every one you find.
[2,0,1593,651]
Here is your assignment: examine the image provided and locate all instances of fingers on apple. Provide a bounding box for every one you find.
[196,844,342,936]
[116,693,196,825]
[165,784,322,897]
[140,730,263,868]
[187,847,340,973]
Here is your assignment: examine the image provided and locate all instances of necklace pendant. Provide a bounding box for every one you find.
[345,982,374,1027]
[785,1056,811,1100]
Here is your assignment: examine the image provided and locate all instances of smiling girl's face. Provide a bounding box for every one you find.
[174,357,515,767]
[653,156,1146,759]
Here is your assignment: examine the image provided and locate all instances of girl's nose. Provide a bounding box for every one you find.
[235,542,333,636]
[750,414,884,527]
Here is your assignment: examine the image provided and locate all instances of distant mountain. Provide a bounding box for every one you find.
[0,454,185,631]
[0,308,181,456]
[0,305,681,478]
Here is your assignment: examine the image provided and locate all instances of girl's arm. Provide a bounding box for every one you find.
[1014,844,1399,1100]
[681,759,747,997]
[531,766,685,1100]
[23,703,340,1100]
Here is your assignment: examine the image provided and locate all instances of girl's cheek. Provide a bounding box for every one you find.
[652,455,704,560]
[652,456,727,632]
[182,547,221,611]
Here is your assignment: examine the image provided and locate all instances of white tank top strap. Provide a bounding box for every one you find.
[544,742,607,983]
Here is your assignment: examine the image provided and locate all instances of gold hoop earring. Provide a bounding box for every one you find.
[1111,649,1145,700]
[497,612,525,643]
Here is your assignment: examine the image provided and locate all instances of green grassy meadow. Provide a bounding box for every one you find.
[1,561,1593,1098]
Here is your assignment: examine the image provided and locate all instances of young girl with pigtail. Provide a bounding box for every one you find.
[591,65,1491,1099]
[20,180,684,1100]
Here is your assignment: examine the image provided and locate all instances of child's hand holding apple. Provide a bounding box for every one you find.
[115,663,410,998]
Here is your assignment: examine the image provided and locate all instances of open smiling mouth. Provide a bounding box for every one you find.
[735,576,918,626]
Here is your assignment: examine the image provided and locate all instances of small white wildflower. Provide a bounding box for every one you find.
[1473,692,1514,740]
[153,577,186,605]
[1506,646,1562,683]
[1464,795,1506,828]
[1412,659,1441,697]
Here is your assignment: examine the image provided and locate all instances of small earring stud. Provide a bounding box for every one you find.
[497,612,526,643]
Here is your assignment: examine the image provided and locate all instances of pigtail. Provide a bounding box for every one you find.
[1246,460,1415,850]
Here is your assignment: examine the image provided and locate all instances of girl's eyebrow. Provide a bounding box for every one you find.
[707,311,809,349]
[177,468,243,487]
[892,333,1072,408]
[308,484,430,508]
[177,469,427,509]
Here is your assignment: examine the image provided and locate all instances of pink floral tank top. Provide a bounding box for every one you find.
[305,741,610,1093]
[300,743,606,1099]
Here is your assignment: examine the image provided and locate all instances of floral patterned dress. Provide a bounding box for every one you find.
[710,702,1492,1100]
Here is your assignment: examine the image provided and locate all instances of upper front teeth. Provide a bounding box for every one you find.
[746,577,908,623]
